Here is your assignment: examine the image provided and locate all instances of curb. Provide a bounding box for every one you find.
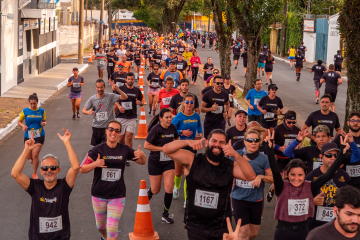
[0,64,90,141]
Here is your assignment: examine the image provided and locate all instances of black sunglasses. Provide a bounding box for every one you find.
[214,82,224,85]
[41,166,59,171]
[324,153,338,158]
[213,72,219,74]
[107,127,121,133]
[286,121,297,125]
[245,138,260,143]
[154,68,159,70]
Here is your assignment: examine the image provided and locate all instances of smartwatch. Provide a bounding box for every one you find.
[180,130,183,136]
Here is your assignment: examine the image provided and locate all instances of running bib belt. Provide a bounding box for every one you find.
[73,83,80,88]
[288,198,309,216]
[211,106,223,114]
[160,152,172,161]
[316,206,335,222]
[39,216,63,233]
[28,129,40,138]
[194,190,219,209]
[235,179,254,189]
[264,112,275,119]
[96,112,108,121]
[346,165,360,177]
[121,102,133,110]
[101,168,121,182]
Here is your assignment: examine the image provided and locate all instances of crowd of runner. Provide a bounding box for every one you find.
[11,25,360,240]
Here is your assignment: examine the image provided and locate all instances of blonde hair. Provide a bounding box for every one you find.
[177,93,196,114]
[244,126,267,145]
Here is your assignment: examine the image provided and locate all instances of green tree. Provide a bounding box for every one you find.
[338,0,360,130]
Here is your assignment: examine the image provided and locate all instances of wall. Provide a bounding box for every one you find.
[303,32,316,63]
[326,14,340,66]
[59,24,95,56]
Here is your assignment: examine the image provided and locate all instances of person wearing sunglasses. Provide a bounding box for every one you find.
[144,108,180,224]
[222,75,237,126]
[305,142,350,231]
[80,120,146,240]
[203,57,214,84]
[226,109,247,146]
[230,125,273,240]
[201,76,230,139]
[169,78,200,115]
[205,69,220,87]
[12,129,80,240]
[147,64,163,116]
[257,83,284,131]
[171,93,203,208]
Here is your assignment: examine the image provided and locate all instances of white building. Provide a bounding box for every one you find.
[326,13,341,66]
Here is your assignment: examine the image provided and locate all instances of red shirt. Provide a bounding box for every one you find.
[158,88,180,113]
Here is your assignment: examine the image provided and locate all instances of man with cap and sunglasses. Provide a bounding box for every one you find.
[160,60,183,89]
[226,109,247,146]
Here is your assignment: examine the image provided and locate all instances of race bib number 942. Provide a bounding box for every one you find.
[39,216,63,233]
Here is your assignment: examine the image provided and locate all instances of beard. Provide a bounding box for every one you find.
[205,145,225,163]
[337,211,360,233]
[349,125,360,133]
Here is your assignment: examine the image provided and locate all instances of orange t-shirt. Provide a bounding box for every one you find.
[119,61,131,73]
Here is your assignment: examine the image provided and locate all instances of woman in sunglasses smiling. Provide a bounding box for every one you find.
[80,120,146,240]
[230,126,273,240]
[171,93,203,207]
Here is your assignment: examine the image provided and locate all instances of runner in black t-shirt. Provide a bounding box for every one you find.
[226,109,247,145]
[201,85,213,99]
[262,42,269,54]
[223,75,237,126]
[201,34,206,50]
[310,60,327,104]
[148,45,156,71]
[151,49,162,70]
[133,49,141,81]
[333,50,343,74]
[105,49,119,82]
[257,48,266,78]
[264,50,275,85]
[203,57,214,83]
[175,53,188,76]
[320,64,343,112]
[80,120,146,240]
[110,65,127,90]
[144,108,179,224]
[231,41,242,69]
[12,130,80,240]
[295,50,306,81]
[146,65,162,114]
[208,34,214,50]
[241,48,248,77]
[297,41,307,56]
[169,79,200,114]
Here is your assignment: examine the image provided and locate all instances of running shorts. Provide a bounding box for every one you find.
[288,56,295,60]
[257,62,265,68]
[148,159,175,176]
[91,127,106,146]
[313,80,322,91]
[325,88,337,103]
[186,226,227,240]
[232,198,263,226]
[265,68,273,73]
[116,118,136,134]
[97,65,105,71]
[261,120,278,129]
[24,135,45,145]
[335,64,341,72]
[148,87,160,95]
[233,54,240,61]
[68,91,82,99]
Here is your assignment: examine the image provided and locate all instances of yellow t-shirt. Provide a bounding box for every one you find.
[183,52,193,65]
[289,48,296,57]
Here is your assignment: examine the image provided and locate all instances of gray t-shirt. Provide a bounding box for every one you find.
[95,53,106,67]
[84,93,119,128]
[68,75,84,92]
[306,220,360,240]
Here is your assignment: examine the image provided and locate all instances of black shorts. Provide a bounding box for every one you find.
[261,120,278,129]
[248,115,261,123]
[24,135,45,145]
[233,54,240,61]
[209,42,214,47]
[325,88,337,103]
[313,80,322,91]
[229,100,234,108]
[335,64,341,72]
[243,63,247,68]
[265,68,273,73]
[276,157,290,172]
[186,226,227,240]
[232,198,263,226]
[148,159,175,175]
[91,127,106,146]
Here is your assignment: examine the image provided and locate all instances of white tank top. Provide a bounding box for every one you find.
[161,50,168,60]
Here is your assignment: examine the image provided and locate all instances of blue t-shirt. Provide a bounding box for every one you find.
[245,88,268,116]
[171,112,203,140]
[111,37,116,45]
[230,149,270,202]
[19,107,46,138]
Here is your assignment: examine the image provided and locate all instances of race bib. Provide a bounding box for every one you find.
[151,81,159,87]
[100,60,105,65]
[96,112,108,121]
[193,63,198,67]
[288,198,309,216]
[28,129,40,139]
[229,94,233,102]
[108,63,114,67]
[72,82,80,88]
[284,138,295,146]
[177,64,183,70]
[160,152,172,161]
[121,101,133,110]
[264,112,275,119]
[346,165,360,177]
[156,60,160,63]
[101,168,121,181]
[39,216,63,233]
[116,82,124,87]
[206,70,212,74]
[194,190,219,209]
[313,159,323,170]
[162,97,172,105]
[211,106,223,114]
[254,98,261,105]
[180,48,183,51]
[150,54,153,57]
[316,206,335,222]
[235,179,254,189]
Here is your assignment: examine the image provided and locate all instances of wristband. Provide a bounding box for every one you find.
[274,144,280,151]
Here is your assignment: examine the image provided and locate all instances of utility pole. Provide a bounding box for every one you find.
[280,0,287,57]
[307,0,310,15]
[98,0,104,44]
[85,0,88,21]
[108,2,111,41]
[78,0,84,64]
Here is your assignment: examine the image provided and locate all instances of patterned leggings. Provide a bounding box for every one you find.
[91,196,126,238]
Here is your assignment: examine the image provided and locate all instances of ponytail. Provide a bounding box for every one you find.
[29,93,38,103]
[148,108,172,132]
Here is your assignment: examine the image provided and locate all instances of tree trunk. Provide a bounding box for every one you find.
[217,35,232,77]
[243,37,262,96]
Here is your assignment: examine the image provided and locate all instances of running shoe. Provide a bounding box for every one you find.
[266,186,274,202]
[72,114,76,120]
[126,160,131,166]
[258,75,260,77]
[193,82,196,85]
[162,213,174,224]
[100,236,106,240]
[296,76,300,82]
[316,98,319,104]
[28,159,33,164]
[77,113,80,118]
[235,66,237,69]
[270,79,273,85]
[173,187,180,199]
[148,108,152,115]
[152,110,156,116]
[183,201,186,209]
[32,173,38,179]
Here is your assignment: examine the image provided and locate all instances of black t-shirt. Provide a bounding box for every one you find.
[241,52,248,65]
[311,64,327,81]
[169,93,199,113]
[175,60,188,72]
[322,71,341,91]
[130,46,137,53]
[232,45,241,54]
[274,123,301,158]
[263,45,269,53]
[222,84,236,95]
[201,36,206,43]
[265,57,275,70]
[111,72,127,91]
[106,54,118,67]
[305,110,340,137]
[208,36,214,43]
[146,123,179,163]
[88,142,135,199]
[148,49,156,59]
[203,63,214,80]
[258,95,283,122]
[202,89,229,124]
[293,145,322,173]
[334,54,343,65]
[133,53,141,65]
[27,178,72,240]
[298,45,306,55]
[201,86,213,96]
[116,85,143,119]
[142,49,149,56]
[306,168,350,230]
[152,53,162,64]
[147,72,162,88]
[226,125,246,145]
[306,220,360,240]
[258,51,266,63]
[126,54,133,61]
[178,45,185,52]
[169,44,176,52]
[295,54,304,67]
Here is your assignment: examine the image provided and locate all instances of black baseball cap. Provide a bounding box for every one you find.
[225,75,231,79]
[177,52,183,55]
[321,143,339,154]
[169,60,176,64]
[268,83,278,91]
[235,109,248,116]
[73,67,78,71]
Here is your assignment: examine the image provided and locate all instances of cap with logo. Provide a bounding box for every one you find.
[235,109,248,116]
[225,75,231,79]
[268,83,278,91]
[284,112,296,120]
[321,143,339,154]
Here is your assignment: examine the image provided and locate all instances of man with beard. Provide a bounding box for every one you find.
[306,185,360,240]
[163,129,255,240]
[169,78,200,114]
[11,129,80,240]
[82,79,128,146]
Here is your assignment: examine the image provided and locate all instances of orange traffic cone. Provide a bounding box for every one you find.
[92,50,95,60]
[139,86,147,105]
[138,74,145,87]
[140,64,145,75]
[135,107,148,139]
[88,54,92,63]
[129,180,159,240]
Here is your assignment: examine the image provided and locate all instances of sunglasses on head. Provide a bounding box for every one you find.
[107,127,121,133]
[324,153,338,158]
[185,100,194,104]
[40,166,59,171]
[214,82,224,85]
[286,121,297,124]
[245,138,260,143]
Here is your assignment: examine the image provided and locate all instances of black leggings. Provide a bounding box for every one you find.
[107,66,114,80]
[274,228,309,240]
[191,67,199,83]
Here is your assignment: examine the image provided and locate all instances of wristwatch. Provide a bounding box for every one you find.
[180,130,183,136]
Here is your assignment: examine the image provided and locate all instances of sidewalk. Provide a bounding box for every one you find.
[0,63,89,140]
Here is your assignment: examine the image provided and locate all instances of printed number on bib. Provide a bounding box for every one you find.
[101,168,121,181]
[39,216,63,233]
[316,206,335,222]
[151,81,159,87]
[193,63,198,67]
[206,70,212,74]
[160,152,172,161]
[211,106,223,114]
[28,129,40,138]
[284,139,295,146]
[346,165,360,177]
[264,112,275,119]
[288,198,309,216]
[313,159,323,170]
[100,61,105,65]
[121,102,133,110]
[229,94,233,102]
[194,190,219,209]
[235,179,254,189]
[108,63,113,67]
[177,65,183,70]
[73,82,80,88]
[162,97,172,105]
[254,98,261,105]
[96,112,108,121]
[116,82,124,87]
